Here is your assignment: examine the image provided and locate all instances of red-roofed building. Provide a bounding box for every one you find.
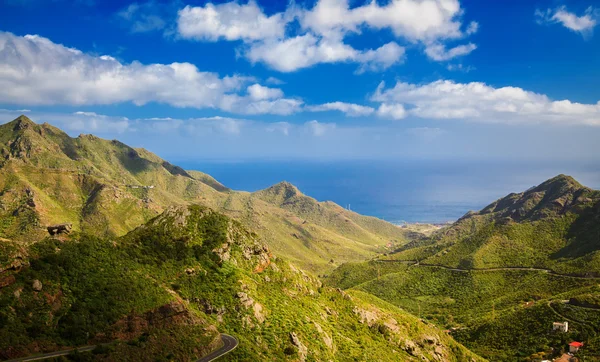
[569,341,584,353]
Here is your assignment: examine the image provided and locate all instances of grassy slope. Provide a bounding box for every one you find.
[0,116,412,274]
[0,205,483,361]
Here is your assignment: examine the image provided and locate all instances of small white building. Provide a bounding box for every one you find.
[553,321,569,332]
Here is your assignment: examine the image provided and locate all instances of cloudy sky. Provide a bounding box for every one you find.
[0,0,599,163]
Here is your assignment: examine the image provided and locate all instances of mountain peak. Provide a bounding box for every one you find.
[474,174,596,222]
[531,174,583,193]
[270,181,302,197]
[253,181,303,205]
[7,115,36,131]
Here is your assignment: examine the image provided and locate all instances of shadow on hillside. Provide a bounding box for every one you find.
[551,199,600,259]
[113,140,156,175]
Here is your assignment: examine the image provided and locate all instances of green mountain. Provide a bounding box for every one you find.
[388,174,600,274]
[0,205,482,361]
[0,115,411,274]
[326,175,600,361]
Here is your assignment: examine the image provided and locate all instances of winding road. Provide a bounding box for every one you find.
[197,334,238,362]
[376,259,600,279]
[2,334,238,362]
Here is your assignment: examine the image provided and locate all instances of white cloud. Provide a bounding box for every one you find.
[177,0,476,71]
[300,0,465,42]
[536,6,598,36]
[177,1,287,41]
[376,103,407,120]
[355,42,405,73]
[245,34,404,73]
[425,42,477,61]
[0,31,300,115]
[308,101,375,117]
[372,80,600,125]
[247,83,284,100]
[305,120,336,136]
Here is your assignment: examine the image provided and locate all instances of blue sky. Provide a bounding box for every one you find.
[0,0,599,163]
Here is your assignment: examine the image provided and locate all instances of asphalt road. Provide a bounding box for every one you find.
[3,334,238,362]
[376,260,600,279]
[197,334,238,362]
[3,346,98,361]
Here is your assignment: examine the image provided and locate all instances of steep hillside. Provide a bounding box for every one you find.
[0,116,412,273]
[387,174,600,274]
[0,205,483,361]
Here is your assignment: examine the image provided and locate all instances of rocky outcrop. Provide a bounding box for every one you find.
[47,223,72,236]
[236,292,266,323]
[32,279,42,291]
[290,332,308,362]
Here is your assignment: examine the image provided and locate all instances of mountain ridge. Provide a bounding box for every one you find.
[0,115,413,274]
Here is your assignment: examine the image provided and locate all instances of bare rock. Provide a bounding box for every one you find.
[314,322,333,350]
[253,302,265,323]
[32,279,42,291]
[236,292,254,308]
[290,332,308,362]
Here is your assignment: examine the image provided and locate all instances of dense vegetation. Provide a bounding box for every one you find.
[0,205,483,361]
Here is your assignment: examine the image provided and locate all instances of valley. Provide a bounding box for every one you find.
[1,116,599,361]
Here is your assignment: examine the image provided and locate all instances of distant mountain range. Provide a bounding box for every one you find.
[0,115,411,274]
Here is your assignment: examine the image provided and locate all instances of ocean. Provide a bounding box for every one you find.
[177,159,600,224]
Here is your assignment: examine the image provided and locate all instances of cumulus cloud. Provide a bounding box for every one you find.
[308,101,375,117]
[372,80,600,125]
[177,1,287,41]
[247,84,284,100]
[376,103,407,120]
[177,0,476,72]
[300,0,465,42]
[536,6,598,36]
[244,33,405,72]
[0,31,300,115]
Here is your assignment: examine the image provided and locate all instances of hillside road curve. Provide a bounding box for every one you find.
[197,334,238,362]
[2,334,238,362]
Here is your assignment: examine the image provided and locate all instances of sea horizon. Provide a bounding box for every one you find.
[177,159,600,224]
